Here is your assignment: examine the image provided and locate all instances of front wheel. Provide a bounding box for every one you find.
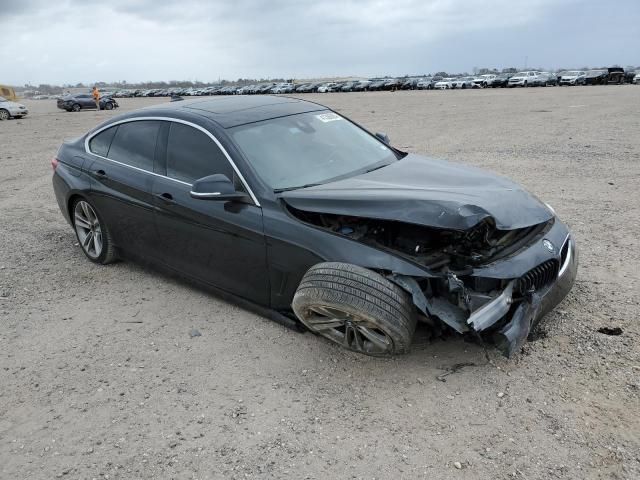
[0,109,9,120]
[71,103,81,112]
[72,198,117,264]
[292,263,417,356]
[104,102,114,110]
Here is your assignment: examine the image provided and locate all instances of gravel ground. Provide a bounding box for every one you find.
[1,87,639,479]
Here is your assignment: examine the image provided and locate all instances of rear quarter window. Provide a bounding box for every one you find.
[88,126,118,157]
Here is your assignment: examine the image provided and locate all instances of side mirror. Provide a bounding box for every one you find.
[190,174,247,201]
[375,132,390,145]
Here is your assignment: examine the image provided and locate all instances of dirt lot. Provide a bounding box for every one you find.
[1,87,639,479]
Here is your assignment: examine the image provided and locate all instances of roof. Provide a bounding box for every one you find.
[143,95,326,128]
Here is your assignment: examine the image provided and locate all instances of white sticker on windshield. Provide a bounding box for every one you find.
[316,112,342,123]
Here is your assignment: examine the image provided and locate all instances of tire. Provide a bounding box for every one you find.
[72,198,117,265]
[104,102,114,110]
[0,109,9,120]
[292,262,416,356]
[524,81,528,87]
[71,103,81,112]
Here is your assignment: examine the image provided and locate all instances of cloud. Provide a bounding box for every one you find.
[0,0,637,85]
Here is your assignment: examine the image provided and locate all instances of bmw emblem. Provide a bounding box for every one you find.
[543,239,555,253]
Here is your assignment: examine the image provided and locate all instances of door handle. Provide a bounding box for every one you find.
[94,169,107,179]
[155,192,176,204]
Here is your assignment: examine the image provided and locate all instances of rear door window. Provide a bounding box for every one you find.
[165,122,233,183]
[88,126,118,157]
[107,121,161,172]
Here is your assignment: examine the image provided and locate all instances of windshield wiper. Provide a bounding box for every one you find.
[274,183,322,193]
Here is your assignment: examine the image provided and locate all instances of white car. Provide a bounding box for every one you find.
[508,71,543,87]
[317,82,338,93]
[634,72,640,85]
[452,77,475,89]
[0,96,28,120]
[434,78,455,90]
[472,74,497,88]
[558,71,586,86]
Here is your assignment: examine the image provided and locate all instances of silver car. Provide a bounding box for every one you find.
[558,71,586,86]
[0,96,28,120]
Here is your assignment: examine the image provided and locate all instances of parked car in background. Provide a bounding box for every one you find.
[272,83,294,94]
[558,71,586,86]
[634,71,640,84]
[606,67,625,84]
[339,81,358,92]
[56,94,119,112]
[434,78,455,90]
[452,77,475,89]
[0,95,28,120]
[400,78,419,90]
[367,80,387,91]
[353,80,371,91]
[416,78,435,89]
[539,72,557,86]
[584,70,608,85]
[472,74,497,88]
[625,69,637,84]
[508,71,543,87]
[317,82,338,93]
[490,73,513,88]
[299,83,321,93]
[382,78,401,90]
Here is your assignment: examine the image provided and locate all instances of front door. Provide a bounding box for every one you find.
[152,121,269,305]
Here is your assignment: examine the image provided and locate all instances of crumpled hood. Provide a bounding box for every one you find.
[280,154,552,230]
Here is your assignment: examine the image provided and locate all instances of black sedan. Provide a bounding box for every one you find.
[57,94,119,112]
[52,96,577,357]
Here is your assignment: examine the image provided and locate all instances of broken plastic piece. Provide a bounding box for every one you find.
[467,281,515,331]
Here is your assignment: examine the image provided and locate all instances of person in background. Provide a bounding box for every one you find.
[92,86,100,110]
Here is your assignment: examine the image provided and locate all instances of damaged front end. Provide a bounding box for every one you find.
[287,206,578,356]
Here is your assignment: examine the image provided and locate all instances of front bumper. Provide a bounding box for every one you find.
[490,236,578,355]
[392,217,578,357]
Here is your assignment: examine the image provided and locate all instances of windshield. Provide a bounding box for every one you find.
[587,70,606,75]
[561,71,583,76]
[229,111,399,191]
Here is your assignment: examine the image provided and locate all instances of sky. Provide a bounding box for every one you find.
[0,0,638,86]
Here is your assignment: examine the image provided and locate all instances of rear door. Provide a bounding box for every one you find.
[152,121,269,305]
[86,120,164,259]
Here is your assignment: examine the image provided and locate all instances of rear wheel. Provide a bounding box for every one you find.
[0,109,9,120]
[72,198,117,264]
[292,263,416,356]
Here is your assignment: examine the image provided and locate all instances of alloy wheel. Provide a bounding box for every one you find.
[74,200,103,259]
[0,109,9,120]
[300,305,393,354]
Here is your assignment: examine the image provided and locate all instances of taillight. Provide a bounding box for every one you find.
[51,157,59,170]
